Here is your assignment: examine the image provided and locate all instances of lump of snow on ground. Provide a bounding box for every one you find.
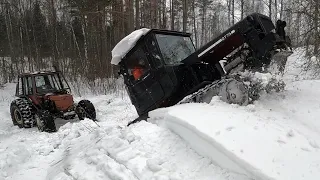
[111,28,151,65]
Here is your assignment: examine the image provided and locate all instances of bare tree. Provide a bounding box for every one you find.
[135,0,139,28]
[183,0,188,32]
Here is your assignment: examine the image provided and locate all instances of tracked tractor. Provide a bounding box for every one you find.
[111,13,292,125]
[10,69,96,132]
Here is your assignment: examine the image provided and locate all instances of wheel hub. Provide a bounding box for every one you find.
[77,107,85,117]
[220,79,249,105]
[14,109,23,124]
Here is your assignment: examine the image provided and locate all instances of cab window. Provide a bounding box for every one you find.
[155,34,195,65]
[125,46,150,81]
[35,75,58,94]
[26,76,33,95]
[17,77,23,96]
[145,35,162,68]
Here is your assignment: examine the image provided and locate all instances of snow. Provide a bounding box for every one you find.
[0,84,247,180]
[1,48,320,180]
[148,49,320,180]
[111,28,151,65]
[150,89,320,180]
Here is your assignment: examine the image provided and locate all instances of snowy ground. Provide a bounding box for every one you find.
[149,49,320,180]
[150,81,320,180]
[0,87,248,180]
[1,49,320,180]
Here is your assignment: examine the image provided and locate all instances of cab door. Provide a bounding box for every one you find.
[123,43,165,116]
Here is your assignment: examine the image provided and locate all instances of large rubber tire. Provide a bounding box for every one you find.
[35,111,57,133]
[76,100,96,121]
[10,98,33,128]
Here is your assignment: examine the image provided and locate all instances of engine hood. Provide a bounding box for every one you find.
[47,94,74,111]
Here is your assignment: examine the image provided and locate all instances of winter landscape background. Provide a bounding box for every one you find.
[0,0,319,88]
[1,0,320,180]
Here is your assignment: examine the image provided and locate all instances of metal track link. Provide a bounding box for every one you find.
[178,77,249,106]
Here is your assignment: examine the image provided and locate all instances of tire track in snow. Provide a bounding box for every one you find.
[47,124,140,180]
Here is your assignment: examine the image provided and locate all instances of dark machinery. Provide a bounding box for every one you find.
[114,13,292,125]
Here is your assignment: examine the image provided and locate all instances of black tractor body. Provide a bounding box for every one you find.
[117,13,291,119]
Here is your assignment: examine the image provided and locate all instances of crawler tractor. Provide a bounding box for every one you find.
[111,13,292,125]
[10,70,96,132]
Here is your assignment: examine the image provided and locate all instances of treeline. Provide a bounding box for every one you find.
[0,0,319,85]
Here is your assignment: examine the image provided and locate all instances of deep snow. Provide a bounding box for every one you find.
[149,49,320,180]
[150,82,320,180]
[0,85,248,180]
[0,48,320,180]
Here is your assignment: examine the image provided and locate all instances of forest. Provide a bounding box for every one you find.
[0,0,319,87]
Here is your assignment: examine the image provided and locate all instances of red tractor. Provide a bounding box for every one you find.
[10,70,96,132]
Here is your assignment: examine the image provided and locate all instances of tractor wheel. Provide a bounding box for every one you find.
[10,98,33,128]
[35,111,57,133]
[76,100,96,121]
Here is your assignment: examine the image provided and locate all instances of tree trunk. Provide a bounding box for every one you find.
[2,57,7,83]
[274,0,277,21]
[315,0,319,55]
[170,0,174,30]
[70,23,83,66]
[126,0,134,32]
[4,5,17,75]
[232,0,235,25]
[151,0,157,28]
[183,0,187,32]
[269,0,272,19]
[135,0,140,29]
[192,0,198,48]
[280,0,283,20]
[240,0,244,19]
[50,0,58,66]
[201,5,206,45]
[228,0,231,26]
[162,0,166,29]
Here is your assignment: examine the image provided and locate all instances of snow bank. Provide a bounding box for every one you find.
[149,80,320,180]
[111,28,151,65]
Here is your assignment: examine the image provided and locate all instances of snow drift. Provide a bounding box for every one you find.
[148,50,320,180]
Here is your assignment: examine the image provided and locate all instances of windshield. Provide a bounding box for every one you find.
[35,74,69,94]
[155,34,195,65]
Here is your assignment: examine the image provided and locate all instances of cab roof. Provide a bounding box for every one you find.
[18,71,60,77]
[111,28,192,65]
